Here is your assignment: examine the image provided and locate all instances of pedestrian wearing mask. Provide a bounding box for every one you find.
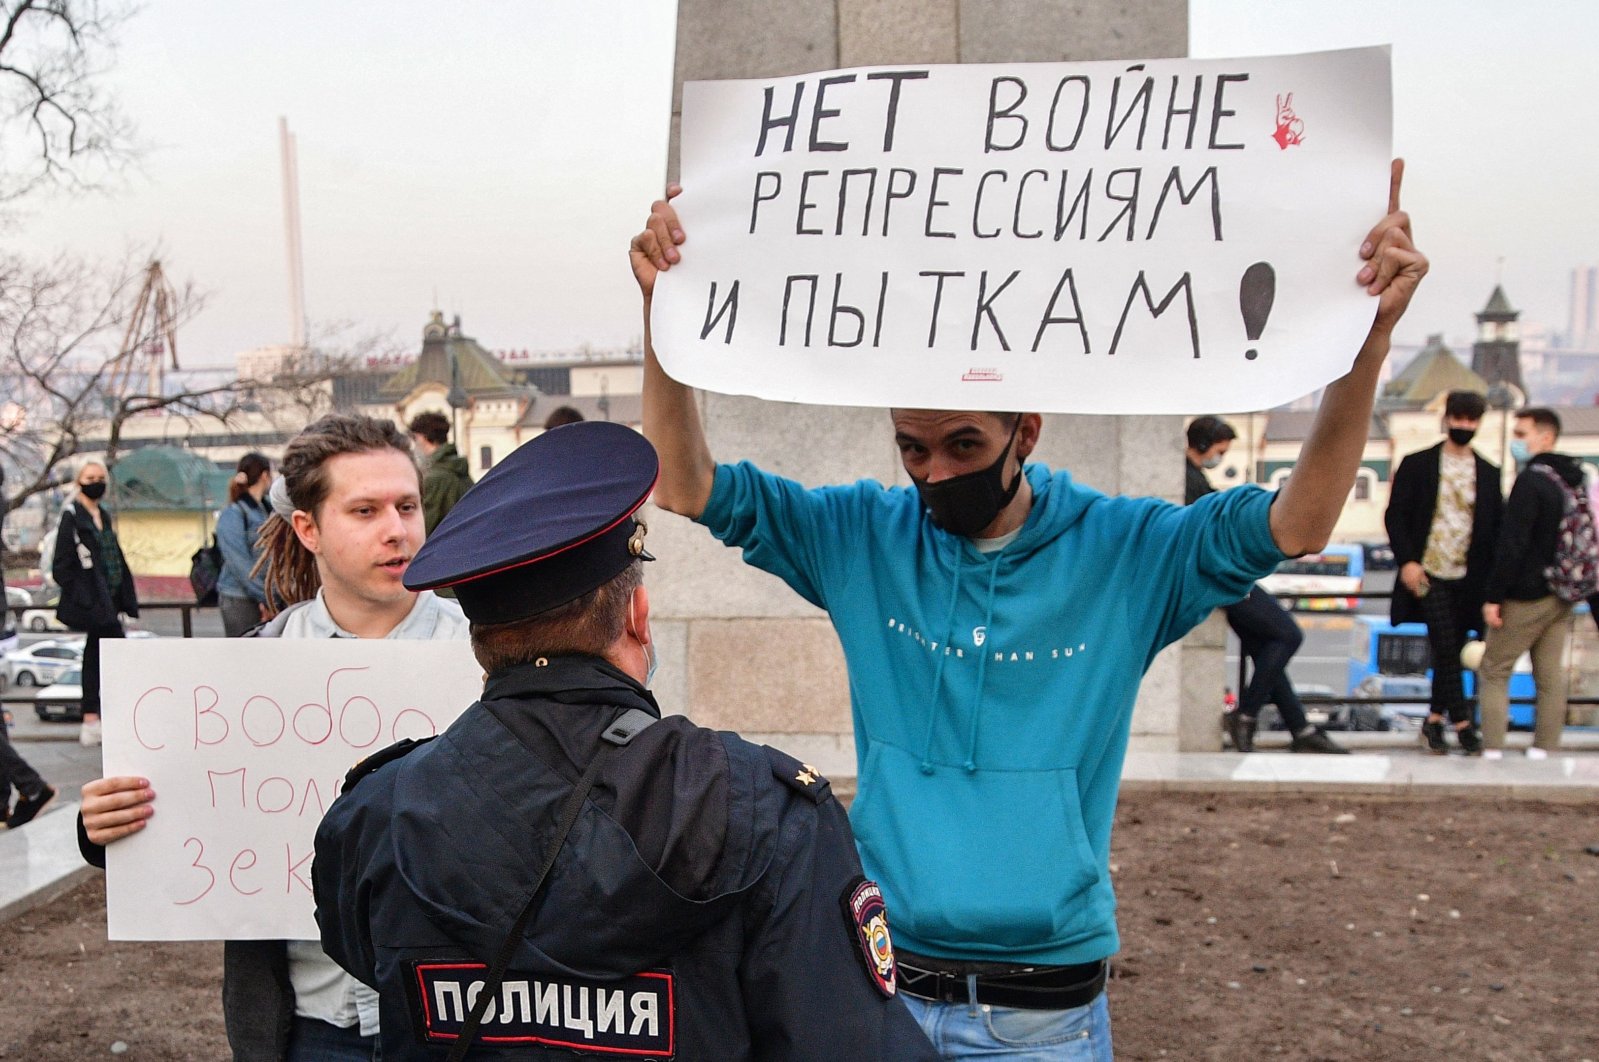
[52,460,139,747]
[1185,416,1348,755]
[1479,407,1591,757]
[1385,390,1502,754]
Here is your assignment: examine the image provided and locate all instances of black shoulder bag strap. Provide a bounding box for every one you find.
[445,707,657,1062]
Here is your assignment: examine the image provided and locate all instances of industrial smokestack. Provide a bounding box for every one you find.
[279,117,307,351]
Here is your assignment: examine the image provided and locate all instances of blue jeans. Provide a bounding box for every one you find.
[903,990,1113,1060]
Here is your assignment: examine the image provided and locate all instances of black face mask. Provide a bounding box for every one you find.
[911,417,1024,537]
[1447,427,1476,447]
[79,481,107,500]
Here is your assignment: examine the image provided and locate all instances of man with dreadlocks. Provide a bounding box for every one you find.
[79,413,466,1061]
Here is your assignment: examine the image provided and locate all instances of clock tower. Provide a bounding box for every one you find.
[1471,285,1524,393]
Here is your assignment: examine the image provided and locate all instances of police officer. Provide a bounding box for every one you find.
[313,421,937,1061]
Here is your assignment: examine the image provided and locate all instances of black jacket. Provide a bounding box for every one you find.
[314,656,937,1061]
[52,500,139,629]
[1384,443,1503,625]
[1485,451,1587,603]
[1184,459,1214,506]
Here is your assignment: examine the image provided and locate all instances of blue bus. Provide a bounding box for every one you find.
[1348,615,1536,729]
[1260,543,1364,611]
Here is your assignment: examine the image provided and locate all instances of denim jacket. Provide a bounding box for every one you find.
[216,497,269,603]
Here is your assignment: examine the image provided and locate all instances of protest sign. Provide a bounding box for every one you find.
[99,639,483,941]
[651,47,1392,414]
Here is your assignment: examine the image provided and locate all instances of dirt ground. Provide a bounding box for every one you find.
[1,792,1595,1061]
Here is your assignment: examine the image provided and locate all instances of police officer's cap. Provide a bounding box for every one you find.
[404,421,658,625]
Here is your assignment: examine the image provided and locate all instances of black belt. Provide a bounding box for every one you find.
[896,952,1108,1010]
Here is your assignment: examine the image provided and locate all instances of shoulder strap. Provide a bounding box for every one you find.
[763,744,831,804]
[1531,463,1581,509]
[445,708,656,1062]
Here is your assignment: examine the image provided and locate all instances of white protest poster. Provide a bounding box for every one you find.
[99,639,484,941]
[651,47,1392,414]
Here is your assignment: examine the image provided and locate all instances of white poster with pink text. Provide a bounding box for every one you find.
[99,639,483,941]
[651,46,1392,413]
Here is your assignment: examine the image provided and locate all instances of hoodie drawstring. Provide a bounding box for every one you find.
[917,545,965,775]
[962,555,1004,773]
[917,544,1005,776]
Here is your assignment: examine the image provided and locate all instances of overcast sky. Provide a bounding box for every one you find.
[1191,0,1599,352]
[7,1,1596,367]
[6,0,680,366]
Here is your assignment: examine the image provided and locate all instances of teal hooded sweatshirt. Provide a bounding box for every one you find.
[698,460,1284,965]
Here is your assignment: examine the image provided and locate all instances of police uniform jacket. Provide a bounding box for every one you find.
[313,655,936,1061]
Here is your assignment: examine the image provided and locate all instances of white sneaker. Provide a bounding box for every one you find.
[1525,746,1549,760]
[1482,749,1504,760]
[78,718,102,747]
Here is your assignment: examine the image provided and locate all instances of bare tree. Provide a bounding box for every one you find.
[0,251,371,515]
[0,0,137,202]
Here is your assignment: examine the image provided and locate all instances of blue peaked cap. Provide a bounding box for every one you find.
[404,421,658,624]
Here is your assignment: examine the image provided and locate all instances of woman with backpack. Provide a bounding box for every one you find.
[52,460,139,747]
[216,452,273,637]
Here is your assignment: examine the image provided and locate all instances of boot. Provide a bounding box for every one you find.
[1420,719,1447,754]
[1225,712,1258,754]
[1289,727,1350,754]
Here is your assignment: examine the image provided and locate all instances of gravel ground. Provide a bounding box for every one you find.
[1,792,1595,1061]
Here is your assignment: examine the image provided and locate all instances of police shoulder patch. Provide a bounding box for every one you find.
[341,736,436,794]
[841,876,897,997]
[763,745,830,803]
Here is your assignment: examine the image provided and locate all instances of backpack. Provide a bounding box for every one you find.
[189,534,224,606]
[1529,463,1599,603]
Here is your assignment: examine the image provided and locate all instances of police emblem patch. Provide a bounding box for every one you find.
[841,877,897,998]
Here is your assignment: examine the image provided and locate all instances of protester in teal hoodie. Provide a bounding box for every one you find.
[701,457,1280,964]
[631,161,1427,1057]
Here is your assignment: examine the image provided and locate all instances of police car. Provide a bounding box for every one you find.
[3,639,84,687]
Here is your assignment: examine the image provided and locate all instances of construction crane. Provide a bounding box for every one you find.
[104,260,181,401]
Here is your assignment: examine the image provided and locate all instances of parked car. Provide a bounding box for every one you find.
[1257,683,1342,731]
[1359,540,1397,571]
[1256,683,1399,732]
[4,585,29,635]
[3,639,84,686]
[1352,673,1432,729]
[21,591,67,632]
[33,667,83,722]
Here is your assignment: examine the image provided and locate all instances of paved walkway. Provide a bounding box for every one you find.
[4,727,1597,926]
[1124,742,1599,799]
[0,801,95,922]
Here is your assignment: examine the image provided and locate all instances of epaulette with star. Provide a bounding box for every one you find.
[763,745,831,804]
[341,736,436,794]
